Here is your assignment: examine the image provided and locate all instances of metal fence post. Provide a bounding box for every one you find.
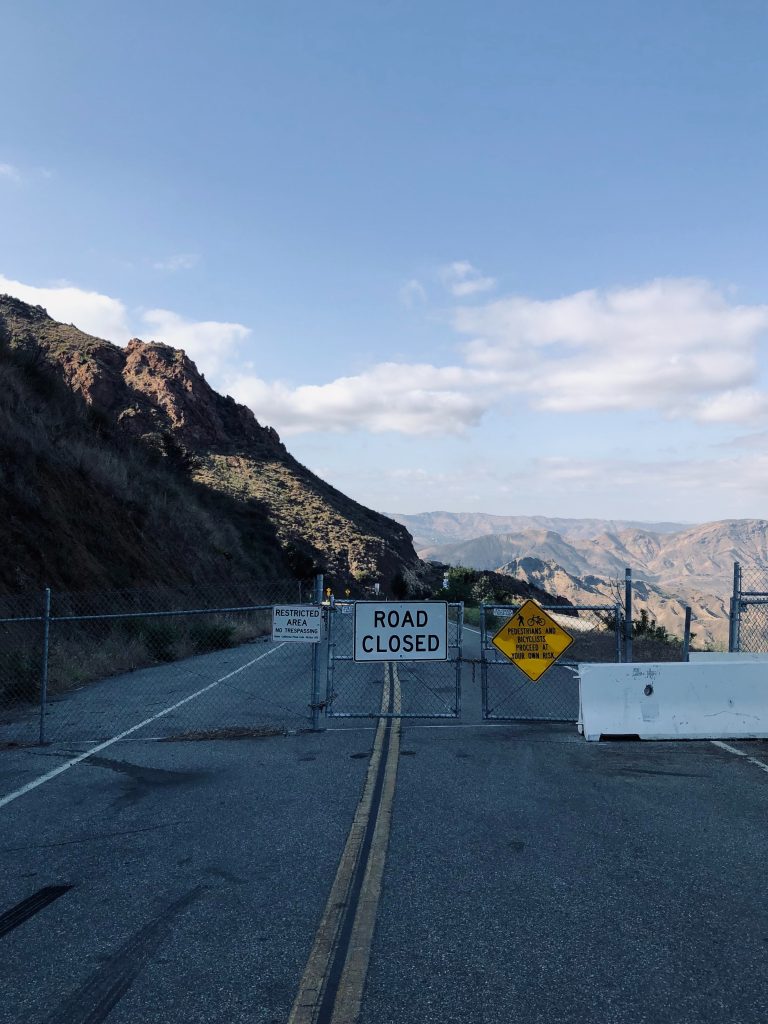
[729,562,741,652]
[624,568,633,663]
[455,602,464,717]
[682,606,692,662]
[310,574,324,731]
[39,587,51,745]
[614,603,623,662]
[480,604,487,720]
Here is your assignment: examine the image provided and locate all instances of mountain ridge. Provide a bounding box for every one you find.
[388,511,690,549]
[392,512,768,648]
[0,294,419,592]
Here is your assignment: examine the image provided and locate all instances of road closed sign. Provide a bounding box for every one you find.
[354,602,448,662]
[272,605,324,643]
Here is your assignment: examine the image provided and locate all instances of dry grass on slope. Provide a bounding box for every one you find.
[0,345,289,595]
[196,453,410,582]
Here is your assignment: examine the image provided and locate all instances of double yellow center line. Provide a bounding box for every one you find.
[288,664,402,1024]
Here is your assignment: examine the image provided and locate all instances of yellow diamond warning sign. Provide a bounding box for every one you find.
[491,600,574,682]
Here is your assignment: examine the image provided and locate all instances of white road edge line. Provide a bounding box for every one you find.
[711,740,747,756]
[463,626,481,634]
[0,643,287,811]
[711,739,768,774]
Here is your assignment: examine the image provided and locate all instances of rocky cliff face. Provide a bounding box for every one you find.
[415,517,768,648]
[0,295,418,586]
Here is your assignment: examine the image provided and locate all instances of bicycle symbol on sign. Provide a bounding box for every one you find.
[516,613,545,627]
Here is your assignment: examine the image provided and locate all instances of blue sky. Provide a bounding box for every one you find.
[2,0,768,521]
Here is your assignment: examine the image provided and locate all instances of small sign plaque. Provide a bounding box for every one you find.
[272,605,324,643]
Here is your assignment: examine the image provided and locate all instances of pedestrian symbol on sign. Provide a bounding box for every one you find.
[492,600,574,682]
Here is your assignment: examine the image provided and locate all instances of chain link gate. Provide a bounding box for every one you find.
[325,602,464,718]
[0,582,326,748]
[729,562,768,653]
[481,603,622,721]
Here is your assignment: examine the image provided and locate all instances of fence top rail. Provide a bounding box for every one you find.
[332,600,463,605]
[482,603,617,613]
[51,603,278,624]
[0,614,45,625]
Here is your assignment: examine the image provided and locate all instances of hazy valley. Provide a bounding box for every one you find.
[390,512,768,648]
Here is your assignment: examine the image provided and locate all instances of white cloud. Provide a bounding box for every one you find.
[0,273,131,342]
[528,453,768,501]
[225,277,768,436]
[432,451,768,517]
[719,429,768,451]
[152,253,201,272]
[139,309,250,379]
[228,362,494,436]
[399,278,427,307]
[695,389,768,423]
[455,279,768,421]
[0,163,21,182]
[4,272,768,439]
[440,260,497,297]
[0,274,249,382]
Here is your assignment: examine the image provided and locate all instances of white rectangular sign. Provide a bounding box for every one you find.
[272,605,324,643]
[354,602,448,662]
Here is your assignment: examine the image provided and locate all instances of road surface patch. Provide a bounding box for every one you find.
[0,643,286,810]
[0,884,73,938]
[42,886,205,1024]
[711,739,768,774]
[289,664,402,1024]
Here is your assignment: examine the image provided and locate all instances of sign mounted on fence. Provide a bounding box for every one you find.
[492,600,574,681]
[354,602,448,662]
[272,605,324,643]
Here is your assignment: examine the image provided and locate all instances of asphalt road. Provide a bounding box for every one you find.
[2,624,768,1023]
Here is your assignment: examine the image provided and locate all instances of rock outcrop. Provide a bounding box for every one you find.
[0,294,419,589]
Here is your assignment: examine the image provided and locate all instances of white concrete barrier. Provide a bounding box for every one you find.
[578,661,768,741]
[689,652,768,662]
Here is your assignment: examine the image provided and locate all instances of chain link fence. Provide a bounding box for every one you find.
[730,562,768,653]
[0,580,325,748]
[325,602,463,718]
[481,603,621,722]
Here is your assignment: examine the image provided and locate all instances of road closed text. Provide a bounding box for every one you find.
[354,602,448,662]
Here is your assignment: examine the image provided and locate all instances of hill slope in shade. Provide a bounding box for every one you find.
[0,333,290,594]
[0,295,418,593]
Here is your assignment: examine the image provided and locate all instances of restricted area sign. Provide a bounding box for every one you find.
[491,600,574,681]
[354,602,448,662]
[272,605,324,643]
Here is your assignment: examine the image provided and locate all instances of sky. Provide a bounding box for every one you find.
[2,0,768,523]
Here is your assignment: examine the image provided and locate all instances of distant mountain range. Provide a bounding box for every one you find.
[389,512,768,648]
[389,512,689,549]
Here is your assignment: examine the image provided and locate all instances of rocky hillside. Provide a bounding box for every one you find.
[410,516,768,648]
[497,557,729,649]
[0,294,418,593]
[419,520,767,598]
